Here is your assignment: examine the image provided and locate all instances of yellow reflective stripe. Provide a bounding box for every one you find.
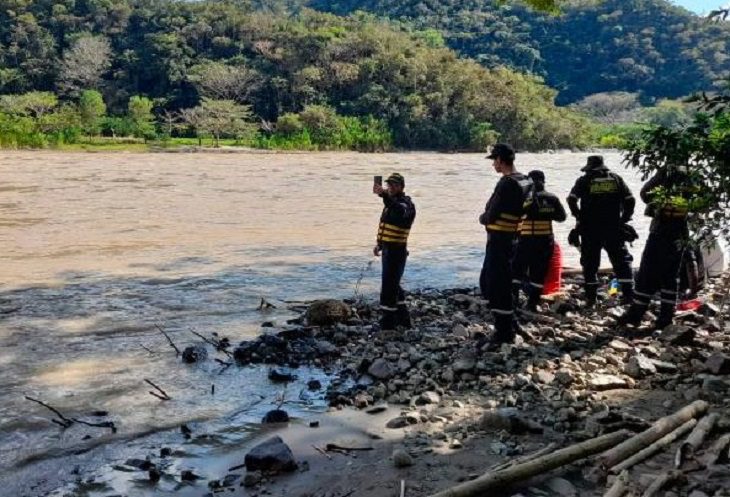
[494,219,519,227]
[379,236,408,243]
[520,231,553,236]
[500,213,520,221]
[380,229,408,238]
[380,223,410,234]
[520,221,552,227]
[379,234,408,241]
[487,224,518,232]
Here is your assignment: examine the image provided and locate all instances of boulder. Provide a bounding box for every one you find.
[477,408,543,434]
[368,358,395,380]
[182,344,208,364]
[659,325,695,346]
[705,352,730,375]
[624,355,657,378]
[589,374,630,391]
[416,391,441,405]
[244,436,297,473]
[306,300,351,326]
[261,409,290,424]
[392,448,413,468]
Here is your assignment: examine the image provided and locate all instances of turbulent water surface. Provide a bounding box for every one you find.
[0,150,651,473]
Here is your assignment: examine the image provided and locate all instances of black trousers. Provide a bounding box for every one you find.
[627,230,685,323]
[580,230,634,302]
[380,244,410,329]
[480,233,517,342]
[513,236,554,307]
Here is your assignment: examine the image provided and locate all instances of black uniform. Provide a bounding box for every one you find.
[512,188,567,310]
[567,163,635,304]
[377,192,416,330]
[622,171,693,328]
[479,173,533,342]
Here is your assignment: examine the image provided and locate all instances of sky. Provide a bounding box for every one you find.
[671,0,728,13]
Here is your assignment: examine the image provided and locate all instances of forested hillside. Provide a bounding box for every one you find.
[309,0,730,103]
[0,0,591,150]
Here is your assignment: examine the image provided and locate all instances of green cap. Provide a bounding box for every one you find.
[386,173,405,186]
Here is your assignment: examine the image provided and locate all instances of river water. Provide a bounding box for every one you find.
[0,150,650,474]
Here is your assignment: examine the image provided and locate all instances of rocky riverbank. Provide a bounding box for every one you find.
[22,273,730,497]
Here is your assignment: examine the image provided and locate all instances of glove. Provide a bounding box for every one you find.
[621,223,639,244]
[568,228,581,248]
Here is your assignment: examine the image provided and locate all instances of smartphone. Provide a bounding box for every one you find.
[374,175,382,186]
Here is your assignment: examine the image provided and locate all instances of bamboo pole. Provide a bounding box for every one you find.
[428,430,630,497]
[610,418,696,473]
[598,400,708,470]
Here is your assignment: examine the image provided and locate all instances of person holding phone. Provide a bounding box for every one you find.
[373,173,416,331]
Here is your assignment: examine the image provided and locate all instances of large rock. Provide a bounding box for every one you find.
[244,436,297,473]
[368,358,395,380]
[624,355,657,379]
[306,300,351,326]
[589,374,630,391]
[261,409,290,424]
[658,325,695,346]
[477,408,543,434]
[705,352,730,375]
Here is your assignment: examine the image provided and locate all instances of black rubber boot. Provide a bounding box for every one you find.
[655,303,675,330]
[617,305,645,327]
[380,310,398,331]
[396,304,412,329]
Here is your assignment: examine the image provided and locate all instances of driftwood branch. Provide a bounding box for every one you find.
[145,379,171,401]
[25,396,73,428]
[676,413,718,467]
[428,430,631,497]
[610,418,697,473]
[701,433,730,467]
[25,396,116,432]
[641,470,684,497]
[490,443,558,471]
[604,469,630,497]
[599,400,709,470]
[155,324,181,355]
[189,329,233,357]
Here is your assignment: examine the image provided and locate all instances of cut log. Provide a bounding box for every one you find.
[676,413,718,467]
[489,443,558,472]
[598,400,708,471]
[604,470,630,497]
[684,413,718,451]
[428,430,630,497]
[641,470,684,497]
[701,433,730,467]
[610,418,696,473]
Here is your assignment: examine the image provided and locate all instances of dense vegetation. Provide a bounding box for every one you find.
[0,0,593,151]
[625,81,730,243]
[310,0,730,104]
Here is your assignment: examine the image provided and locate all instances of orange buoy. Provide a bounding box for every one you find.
[543,242,562,295]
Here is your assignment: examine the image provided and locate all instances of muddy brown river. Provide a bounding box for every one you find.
[0,150,651,481]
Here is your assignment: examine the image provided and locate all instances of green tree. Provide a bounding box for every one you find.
[192,98,256,147]
[78,90,106,136]
[127,95,156,139]
[625,86,730,243]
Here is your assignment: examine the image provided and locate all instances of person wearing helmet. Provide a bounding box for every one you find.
[512,170,567,312]
[619,166,698,330]
[373,173,417,331]
[567,155,636,307]
[479,144,533,346]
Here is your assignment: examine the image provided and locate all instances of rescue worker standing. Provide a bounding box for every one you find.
[619,167,695,330]
[567,156,636,307]
[479,144,533,345]
[512,170,567,312]
[373,173,416,331]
